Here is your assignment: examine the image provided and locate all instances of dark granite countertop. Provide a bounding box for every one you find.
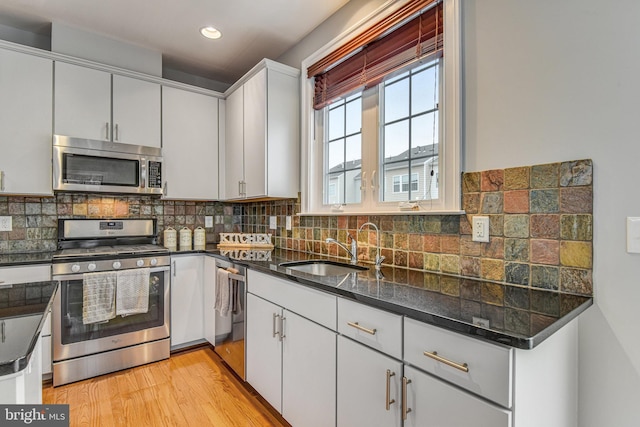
[0,280,57,376]
[204,247,592,350]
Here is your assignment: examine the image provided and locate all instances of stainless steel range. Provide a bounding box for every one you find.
[51,218,170,386]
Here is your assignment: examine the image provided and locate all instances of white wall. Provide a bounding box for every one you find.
[281,0,640,424]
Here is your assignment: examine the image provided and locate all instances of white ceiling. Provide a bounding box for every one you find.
[0,0,350,85]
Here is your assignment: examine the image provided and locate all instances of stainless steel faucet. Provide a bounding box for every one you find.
[326,234,358,264]
[358,222,385,269]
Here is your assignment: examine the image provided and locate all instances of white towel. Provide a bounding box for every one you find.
[82,272,117,324]
[215,268,232,317]
[116,268,150,316]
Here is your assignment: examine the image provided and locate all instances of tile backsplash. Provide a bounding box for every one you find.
[0,159,593,298]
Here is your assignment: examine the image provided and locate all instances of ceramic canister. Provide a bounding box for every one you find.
[194,226,206,250]
[163,227,177,251]
[179,227,192,251]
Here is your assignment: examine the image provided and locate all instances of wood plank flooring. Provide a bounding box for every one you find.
[43,346,290,427]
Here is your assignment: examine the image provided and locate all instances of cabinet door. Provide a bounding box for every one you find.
[54,61,111,141]
[337,336,402,427]
[282,310,336,427]
[112,75,161,147]
[243,68,267,198]
[170,256,204,348]
[0,49,52,195]
[404,366,512,427]
[224,85,245,199]
[246,293,282,412]
[162,87,219,199]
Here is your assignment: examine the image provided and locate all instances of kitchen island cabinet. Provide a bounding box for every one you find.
[0,46,52,196]
[223,59,299,200]
[54,61,161,147]
[246,270,336,427]
[162,86,220,199]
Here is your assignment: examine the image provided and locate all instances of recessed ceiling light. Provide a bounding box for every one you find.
[200,26,222,40]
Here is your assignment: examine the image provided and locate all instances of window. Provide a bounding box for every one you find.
[302,0,461,214]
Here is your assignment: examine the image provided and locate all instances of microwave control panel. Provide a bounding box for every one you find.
[148,161,162,188]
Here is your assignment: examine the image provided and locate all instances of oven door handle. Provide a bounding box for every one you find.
[53,266,170,282]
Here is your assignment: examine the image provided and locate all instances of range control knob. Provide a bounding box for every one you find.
[136,259,145,267]
[87,263,97,271]
[112,261,122,270]
[150,258,158,266]
[71,264,81,273]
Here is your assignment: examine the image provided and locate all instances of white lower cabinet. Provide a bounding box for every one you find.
[403,365,511,427]
[170,255,204,349]
[246,270,337,427]
[337,335,402,427]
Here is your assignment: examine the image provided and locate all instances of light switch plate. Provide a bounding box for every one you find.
[472,216,490,243]
[286,216,292,231]
[0,216,11,232]
[205,216,213,228]
[627,217,640,253]
[269,216,277,230]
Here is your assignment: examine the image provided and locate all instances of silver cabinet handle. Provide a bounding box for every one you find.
[114,123,119,141]
[347,321,377,335]
[279,315,286,341]
[423,351,469,372]
[272,313,280,338]
[385,369,396,410]
[172,261,176,277]
[402,376,412,420]
[0,170,4,191]
[106,122,110,140]
[1,321,5,343]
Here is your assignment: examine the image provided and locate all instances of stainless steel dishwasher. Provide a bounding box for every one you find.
[213,258,246,379]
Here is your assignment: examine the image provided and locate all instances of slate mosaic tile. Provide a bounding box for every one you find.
[441,254,460,274]
[481,236,504,259]
[504,190,529,213]
[530,189,559,213]
[424,253,440,271]
[530,239,560,265]
[394,250,408,267]
[560,268,593,295]
[460,235,481,256]
[441,235,460,254]
[530,163,559,189]
[504,166,530,190]
[560,159,592,187]
[560,241,592,269]
[531,265,559,290]
[504,215,529,238]
[408,252,424,269]
[463,172,481,193]
[560,214,593,241]
[489,214,504,237]
[481,169,504,192]
[481,192,503,214]
[504,239,529,262]
[460,256,481,277]
[530,214,560,239]
[505,262,530,285]
[463,193,480,214]
[560,187,592,213]
[481,259,504,281]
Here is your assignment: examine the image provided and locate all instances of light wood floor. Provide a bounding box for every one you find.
[43,346,290,427]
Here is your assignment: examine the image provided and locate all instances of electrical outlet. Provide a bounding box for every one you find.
[472,216,490,243]
[269,216,277,230]
[286,216,292,231]
[0,216,12,232]
[205,216,214,228]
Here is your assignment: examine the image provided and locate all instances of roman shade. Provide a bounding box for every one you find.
[308,0,443,110]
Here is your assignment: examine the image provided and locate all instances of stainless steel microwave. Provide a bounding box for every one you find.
[53,135,163,195]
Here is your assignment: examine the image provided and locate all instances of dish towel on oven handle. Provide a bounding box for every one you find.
[116,268,150,316]
[215,268,232,317]
[82,271,117,324]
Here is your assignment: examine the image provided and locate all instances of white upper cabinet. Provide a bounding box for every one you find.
[223,60,299,200]
[0,48,53,196]
[54,61,161,147]
[162,86,220,199]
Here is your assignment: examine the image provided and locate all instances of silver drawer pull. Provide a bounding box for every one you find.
[423,351,469,373]
[347,321,377,335]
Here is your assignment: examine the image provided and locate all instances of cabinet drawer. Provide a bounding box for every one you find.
[248,270,336,330]
[0,265,50,286]
[337,298,402,359]
[404,317,513,408]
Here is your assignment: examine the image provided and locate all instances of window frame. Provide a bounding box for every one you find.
[300,0,462,215]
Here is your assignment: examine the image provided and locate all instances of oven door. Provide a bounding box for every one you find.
[52,266,170,361]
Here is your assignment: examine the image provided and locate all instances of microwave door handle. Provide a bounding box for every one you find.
[140,159,147,189]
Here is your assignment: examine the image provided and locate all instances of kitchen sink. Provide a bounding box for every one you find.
[279,260,368,276]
